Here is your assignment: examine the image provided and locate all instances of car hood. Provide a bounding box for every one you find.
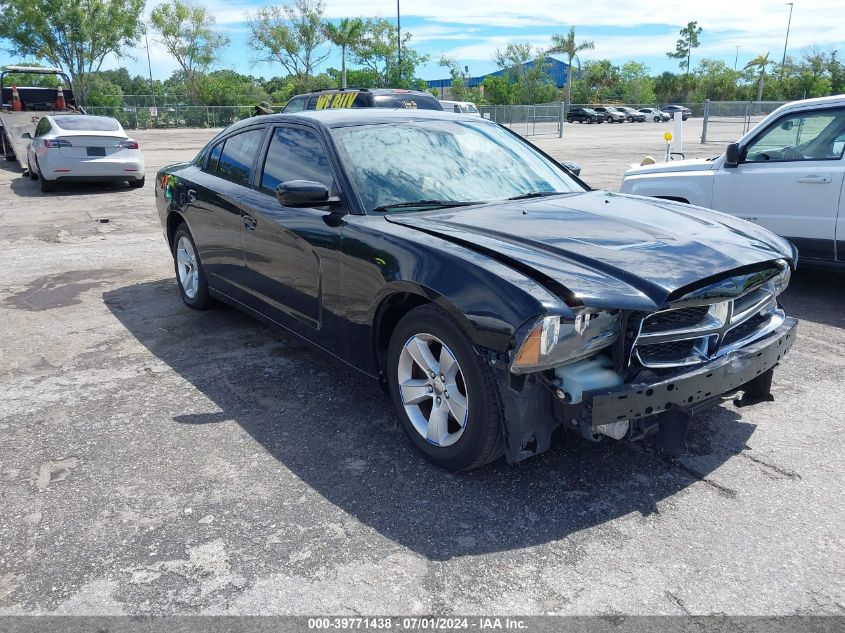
[385,191,794,311]
[624,157,720,176]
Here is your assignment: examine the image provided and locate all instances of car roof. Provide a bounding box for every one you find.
[294,88,434,97]
[231,108,492,131]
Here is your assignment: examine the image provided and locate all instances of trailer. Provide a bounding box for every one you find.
[0,66,82,165]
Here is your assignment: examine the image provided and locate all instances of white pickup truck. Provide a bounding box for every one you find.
[621,95,845,266]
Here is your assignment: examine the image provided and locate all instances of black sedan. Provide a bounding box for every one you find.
[156,109,797,470]
[566,107,603,124]
[661,104,692,120]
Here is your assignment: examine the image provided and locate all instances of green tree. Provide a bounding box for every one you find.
[745,53,774,101]
[0,0,143,104]
[582,59,620,102]
[248,0,329,93]
[481,75,516,105]
[351,17,428,88]
[692,59,740,101]
[667,21,703,76]
[437,56,483,102]
[549,27,594,108]
[492,43,556,104]
[619,60,656,104]
[86,75,124,106]
[150,0,229,102]
[322,17,363,89]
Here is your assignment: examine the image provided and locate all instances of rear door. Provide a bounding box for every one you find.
[239,123,344,337]
[711,105,845,262]
[185,125,269,300]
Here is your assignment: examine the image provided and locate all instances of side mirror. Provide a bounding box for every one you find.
[780,120,795,131]
[562,160,581,176]
[725,143,740,168]
[21,132,32,139]
[276,180,339,208]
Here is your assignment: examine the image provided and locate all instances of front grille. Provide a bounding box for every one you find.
[629,267,788,370]
[641,306,710,333]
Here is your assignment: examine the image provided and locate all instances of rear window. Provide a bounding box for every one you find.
[52,116,120,131]
[373,95,442,110]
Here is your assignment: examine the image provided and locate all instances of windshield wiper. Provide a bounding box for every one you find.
[506,191,570,201]
[372,199,485,213]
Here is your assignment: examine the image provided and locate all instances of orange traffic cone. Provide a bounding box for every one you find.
[55,85,66,110]
[11,85,22,111]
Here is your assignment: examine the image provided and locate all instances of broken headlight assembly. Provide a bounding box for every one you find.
[510,310,621,374]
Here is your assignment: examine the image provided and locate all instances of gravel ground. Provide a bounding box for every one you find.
[0,120,843,616]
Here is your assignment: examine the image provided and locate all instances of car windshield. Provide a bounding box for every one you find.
[52,115,121,131]
[330,119,583,213]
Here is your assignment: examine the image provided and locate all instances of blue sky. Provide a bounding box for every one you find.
[4,0,845,83]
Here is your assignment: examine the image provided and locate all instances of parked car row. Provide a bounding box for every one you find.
[566,105,690,124]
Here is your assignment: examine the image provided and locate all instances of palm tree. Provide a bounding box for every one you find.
[323,18,364,89]
[549,26,595,109]
[745,53,775,102]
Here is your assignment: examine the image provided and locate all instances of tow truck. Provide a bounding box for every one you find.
[0,66,82,165]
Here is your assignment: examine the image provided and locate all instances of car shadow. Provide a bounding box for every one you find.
[779,265,845,329]
[8,174,134,198]
[103,279,756,561]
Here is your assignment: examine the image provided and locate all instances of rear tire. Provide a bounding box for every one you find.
[27,161,37,180]
[38,169,56,193]
[129,176,145,189]
[387,304,504,471]
[172,224,213,310]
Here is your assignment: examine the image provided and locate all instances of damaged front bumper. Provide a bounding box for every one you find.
[494,317,798,463]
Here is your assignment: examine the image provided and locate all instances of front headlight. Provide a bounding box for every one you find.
[510,310,621,374]
[772,259,791,296]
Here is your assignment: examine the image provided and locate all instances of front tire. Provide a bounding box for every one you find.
[387,304,504,470]
[172,224,213,310]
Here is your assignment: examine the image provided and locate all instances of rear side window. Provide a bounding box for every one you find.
[260,126,334,195]
[284,97,306,113]
[215,128,265,186]
[35,118,51,137]
[206,142,223,172]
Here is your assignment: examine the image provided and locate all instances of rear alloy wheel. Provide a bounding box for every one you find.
[129,176,145,189]
[173,224,213,309]
[387,304,503,470]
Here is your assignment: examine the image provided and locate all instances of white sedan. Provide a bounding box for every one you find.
[25,114,145,192]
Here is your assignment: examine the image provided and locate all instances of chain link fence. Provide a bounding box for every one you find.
[85,105,258,130]
[700,100,788,143]
[477,103,566,137]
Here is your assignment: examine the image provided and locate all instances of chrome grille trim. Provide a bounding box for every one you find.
[630,266,788,370]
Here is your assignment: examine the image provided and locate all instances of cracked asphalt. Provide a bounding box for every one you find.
[0,122,843,616]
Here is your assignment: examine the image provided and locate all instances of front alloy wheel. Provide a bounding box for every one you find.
[387,304,503,470]
[397,333,469,447]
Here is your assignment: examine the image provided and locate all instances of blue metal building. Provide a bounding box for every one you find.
[427,56,570,94]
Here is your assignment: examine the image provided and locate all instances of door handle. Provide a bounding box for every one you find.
[186,189,197,203]
[797,175,832,184]
[243,215,257,231]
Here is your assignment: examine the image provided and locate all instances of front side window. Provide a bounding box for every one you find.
[215,128,265,186]
[260,126,334,195]
[331,119,583,213]
[744,108,845,162]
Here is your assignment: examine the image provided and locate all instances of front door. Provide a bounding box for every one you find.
[712,106,845,262]
[240,124,343,336]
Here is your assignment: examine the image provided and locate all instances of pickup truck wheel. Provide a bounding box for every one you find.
[387,304,504,471]
[173,225,213,310]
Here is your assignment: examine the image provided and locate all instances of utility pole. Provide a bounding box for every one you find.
[396,0,401,81]
[143,24,156,108]
[734,45,740,71]
[781,3,794,68]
